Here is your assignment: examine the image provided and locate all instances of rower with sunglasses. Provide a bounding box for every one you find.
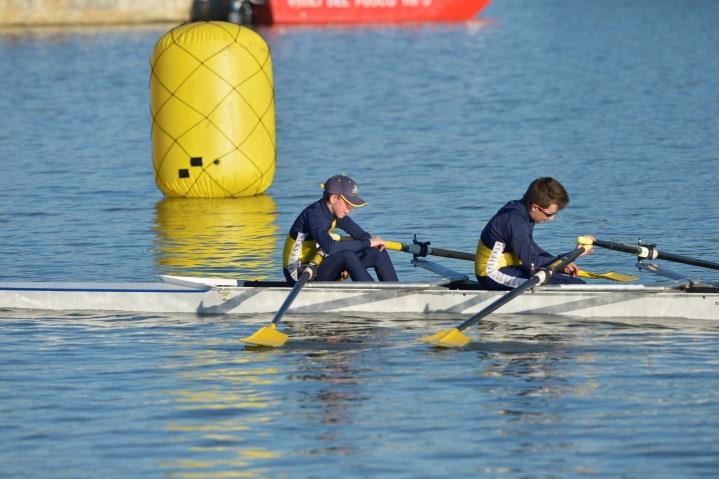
[475,177,589,290]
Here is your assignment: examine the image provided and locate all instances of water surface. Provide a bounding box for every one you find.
[2,0,719,477]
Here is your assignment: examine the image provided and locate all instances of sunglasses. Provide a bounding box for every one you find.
[535,205,558,218]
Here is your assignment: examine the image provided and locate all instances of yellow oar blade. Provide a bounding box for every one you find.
[577,270,639,282]
[240,323,288,348]
[420,328,471,348]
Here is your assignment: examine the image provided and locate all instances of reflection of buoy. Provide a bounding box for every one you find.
[150,21,275,198]
[153,196,277,279]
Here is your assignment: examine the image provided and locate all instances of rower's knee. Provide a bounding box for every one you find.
[328,251,373,282]
[374,249,398,282]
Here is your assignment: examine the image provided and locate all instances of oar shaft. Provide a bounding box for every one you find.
[592,239,652,257]
[592,239,719,271]
[428,247,475,261]
[656,251,719,271]
[456,275,540,331]
[272,268,311,325]
[456,247,585,332]
[374,238,475,261]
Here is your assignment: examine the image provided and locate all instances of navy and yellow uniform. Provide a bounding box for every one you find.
[475,200,584,290]
[282,199,397,284]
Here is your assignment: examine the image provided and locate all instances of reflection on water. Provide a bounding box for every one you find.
[153,196,278,280]
[161,346,285,479]
[159,318,382,477]
[289,320,372,438]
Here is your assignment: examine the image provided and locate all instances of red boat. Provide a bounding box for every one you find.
[251,0,491,25]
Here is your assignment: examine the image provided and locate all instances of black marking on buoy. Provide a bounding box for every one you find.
[190,157,203,167]
[179,169,190,178]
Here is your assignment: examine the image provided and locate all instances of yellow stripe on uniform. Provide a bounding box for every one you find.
[282,220,338,269]
[474,241,522,277]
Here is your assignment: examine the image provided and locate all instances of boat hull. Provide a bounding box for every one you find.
[254,0,491,24]
[0,281,717,320]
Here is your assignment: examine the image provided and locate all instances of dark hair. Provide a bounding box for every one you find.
[522,177,569,209]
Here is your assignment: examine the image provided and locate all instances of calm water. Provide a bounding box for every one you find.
[2,0,719,477]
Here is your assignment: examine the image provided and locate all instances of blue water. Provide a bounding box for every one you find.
[2,0,719,477]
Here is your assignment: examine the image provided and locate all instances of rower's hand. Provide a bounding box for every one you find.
[370,236,386,250]
[564,263,580,277]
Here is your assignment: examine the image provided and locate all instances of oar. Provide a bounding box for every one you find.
[241,264,317,347]
[379,238,475,262]
[354,236,635,282]
[577,236,719,271]
[421,246,587,348]
[340,235,634,281]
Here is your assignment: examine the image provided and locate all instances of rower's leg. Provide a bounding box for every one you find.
[476,266,524,291]
[360,248,399,282]
[317,252,374,282]
[476,275,513,291]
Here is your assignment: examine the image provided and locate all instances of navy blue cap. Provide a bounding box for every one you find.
[322,175,367,207]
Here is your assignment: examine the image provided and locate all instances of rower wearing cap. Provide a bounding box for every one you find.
[282,174,399,284]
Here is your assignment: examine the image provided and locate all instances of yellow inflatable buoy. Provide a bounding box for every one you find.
[150,21,275,198]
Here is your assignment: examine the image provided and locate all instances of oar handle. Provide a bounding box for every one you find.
[383,240,406,252]
[378,238,424,256]
[577,237,651,257]
[456,246,586,332]
[577,236,719,271]
[353,237,475,261]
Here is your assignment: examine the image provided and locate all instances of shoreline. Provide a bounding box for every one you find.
[0,0,191,26]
